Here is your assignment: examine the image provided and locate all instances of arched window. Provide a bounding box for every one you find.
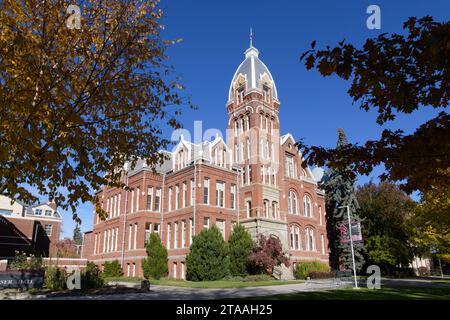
[263,199,269,218]
[290,225,301,250]
[272,201,278,219]
[288,190,298,214]
[241,117,245,134]
[246,114,251,130]
[303,195,312,217]
[305,227,315,251]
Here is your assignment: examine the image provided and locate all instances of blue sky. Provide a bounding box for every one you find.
[58,0,449,238]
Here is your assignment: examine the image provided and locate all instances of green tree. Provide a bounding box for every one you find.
[228,224,254,276]
[0,0,191,222]
[102,260,123,278]
[321,128,365,272]
[298,16,449,195]
[142,233,168,280]
[73,224,83,246]
[356,181,416,274]
[186,225,229,281]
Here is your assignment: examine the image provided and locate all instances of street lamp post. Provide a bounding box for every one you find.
[338,205,358,289]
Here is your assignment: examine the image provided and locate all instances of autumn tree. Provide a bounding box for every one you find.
[356,181,416,274]
[55,238,79,258]
[298,16,449,195]
[0,0,190,222]
[406,174,450,264]
[247,235,289,276]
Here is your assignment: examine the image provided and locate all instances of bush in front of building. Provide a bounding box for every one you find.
[294,261,330,280]
[228,224,254,277]
[8,250,43,271]
[44,267,68,290]
[142,233,168,280]
[81,262,104,289]
[102,260,123,278]
[186,225,230,281]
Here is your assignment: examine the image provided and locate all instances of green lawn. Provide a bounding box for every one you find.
[249,286,450,300]
[104,276,303,288]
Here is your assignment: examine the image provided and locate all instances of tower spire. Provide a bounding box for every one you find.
[250,27,253,48]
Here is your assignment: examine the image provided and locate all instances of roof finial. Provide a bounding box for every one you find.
[250,27,253,48]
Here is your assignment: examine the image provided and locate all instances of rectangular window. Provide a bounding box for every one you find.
[183,182,187,208]
[203,178,210,204]
[203,217,209,230]
[134,223,138,250]
[131,190,134,213]
[189,218,194,245]
[153,223,160,235]
[147,187,153,211]
[35,209,42,215]
[168,187,173,211]
[103,231,106,253]
[174,222,179,249]
[136,187,140,212]
[175,185,179,210]
[231,184,236,210]
[155,188,161,212]
[94,233,98,254]
[321,234,325,254]
[182,220,186,248]
[145,223,152,243]
[167,223,171,249]
[118,194,121,216]
[44,224,52,236]
[216,220,225,239]
[215,181,225,208]
[45,210,52,216]
[128,224,132,250]
[115,227,119,251]
[190,179,195,206]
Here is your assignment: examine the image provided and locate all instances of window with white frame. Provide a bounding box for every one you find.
[175,185,179,210]
[45,210,52,216]
[290,225,301,250]
[168,187,173,211]
[155,188,161,212]
[272,201,278,219]
[189,218,194,245]
[303,195,312,217]
[246,200,252,218]
[118,194,121,216]
[203,217,209,230]
[174,222,178,249]
[203,178,210,204]
[216,181,225,208]
[247,138,251,159]
[145,223,151,243]
[115,227,119,251]
[183,182,187,208]
[190,179,195,206]
[182,220,186,248]
[240,142,244,161]
[153,223,160,235]
[128,224,132,250]
[167,223,171,249]
[136,187,140,212]
[231,184,236,210]
[321,234,325,254]
[134,223,138,250]
[35,209,42,215]
[285,155,295,178]
[216,220,225,239]
[319,206,323,225]
[147,186,153,211]
[288,190,298,214]
[130,190,134,213]
[44,224,52,236]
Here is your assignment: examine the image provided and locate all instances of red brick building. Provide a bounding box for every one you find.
[83,42,329,279]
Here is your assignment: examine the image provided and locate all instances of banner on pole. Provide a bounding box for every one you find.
[339,221,363,243]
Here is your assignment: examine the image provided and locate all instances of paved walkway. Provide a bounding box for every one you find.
[43,279,353,300]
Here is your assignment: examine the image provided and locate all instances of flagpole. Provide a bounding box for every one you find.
[338,205,358,289]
